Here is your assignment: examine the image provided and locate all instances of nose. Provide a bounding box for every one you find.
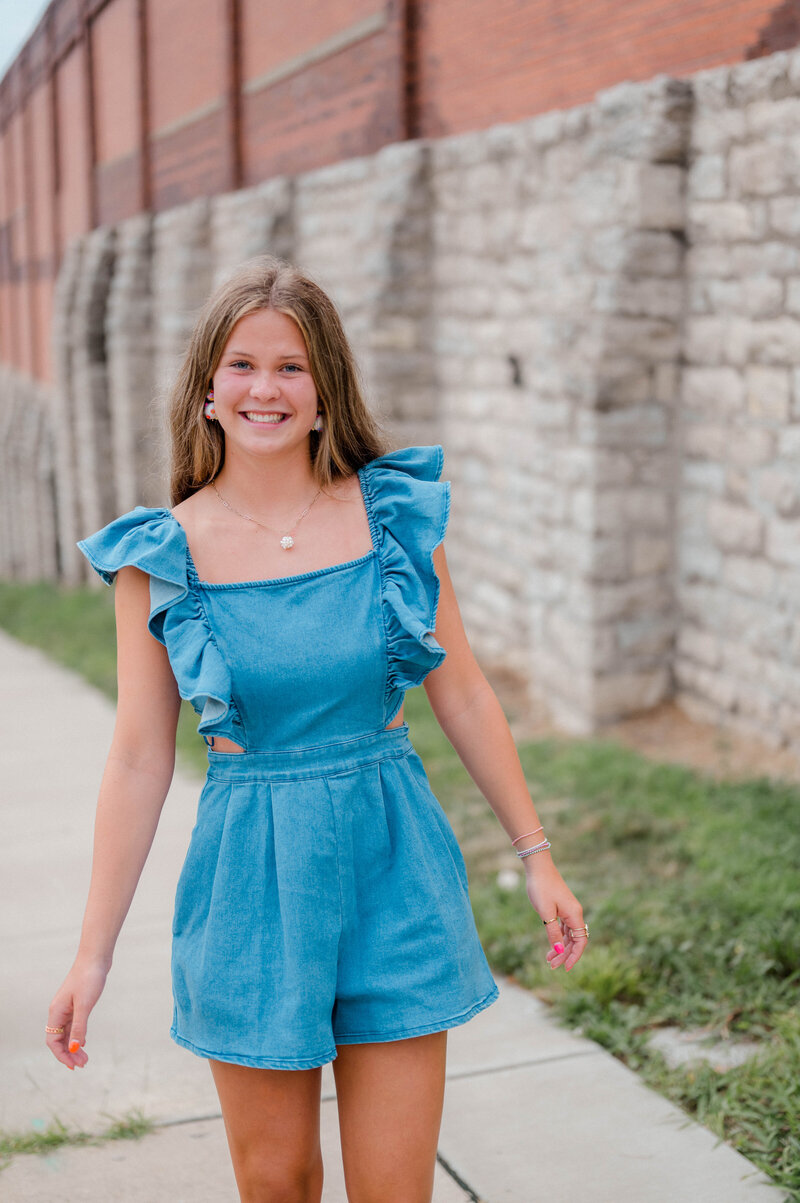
[249,371,281,400]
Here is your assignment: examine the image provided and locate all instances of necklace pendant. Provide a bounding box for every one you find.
[280,535,295,550]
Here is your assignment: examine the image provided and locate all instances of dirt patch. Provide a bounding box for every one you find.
[485,666,800,784]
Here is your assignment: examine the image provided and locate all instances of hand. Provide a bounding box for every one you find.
[45,958,109,1070]
[524,857,588,972]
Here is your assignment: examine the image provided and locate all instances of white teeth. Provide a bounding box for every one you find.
[244,412,286,423]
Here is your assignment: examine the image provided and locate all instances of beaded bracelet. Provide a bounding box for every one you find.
[516,839,551,859]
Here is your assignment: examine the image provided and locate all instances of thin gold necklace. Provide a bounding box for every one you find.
[211,481,323,550]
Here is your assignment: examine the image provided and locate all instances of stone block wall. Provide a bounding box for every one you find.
[429,78,691,731]
[678,51,800,749]
[5,48,800,746]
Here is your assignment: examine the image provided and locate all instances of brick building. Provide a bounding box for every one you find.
[1,0,797,387]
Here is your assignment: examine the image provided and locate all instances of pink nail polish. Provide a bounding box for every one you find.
[554,942,564,954]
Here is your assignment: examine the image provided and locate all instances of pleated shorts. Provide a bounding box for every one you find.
[170,724,499,1069]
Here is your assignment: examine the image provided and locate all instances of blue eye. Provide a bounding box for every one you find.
[231,360,251,369]
[281,363,302,373]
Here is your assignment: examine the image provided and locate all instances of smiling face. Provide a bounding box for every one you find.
[211,308,319,461]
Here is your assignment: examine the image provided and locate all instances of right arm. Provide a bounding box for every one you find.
[46,565,181,1069]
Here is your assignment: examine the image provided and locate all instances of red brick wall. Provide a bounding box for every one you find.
[93,0,143,226]
[28,82,57,382]
[413,0,782,136]
[147,0,232,207]
[241,0,405,183]
[55,46,92,251]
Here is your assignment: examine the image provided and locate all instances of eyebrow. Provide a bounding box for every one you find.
[225,348,309,359]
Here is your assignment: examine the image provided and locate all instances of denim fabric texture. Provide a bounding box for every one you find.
[77,445,499,1068]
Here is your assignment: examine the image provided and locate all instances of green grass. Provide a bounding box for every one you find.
[1,579,798,1195]
[0,1110,153,1170]
[0,579,214,774]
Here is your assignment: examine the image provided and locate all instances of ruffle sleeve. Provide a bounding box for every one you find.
[77,507,242,741]
[359,446,451,710]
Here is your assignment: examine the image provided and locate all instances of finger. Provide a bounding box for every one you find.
[562,915,589,971]
[67,1005,90,1067]
[542,917,567,969]
[46,1004,77,1070]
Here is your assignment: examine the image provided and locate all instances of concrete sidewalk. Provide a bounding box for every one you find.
[1,629,786,1202]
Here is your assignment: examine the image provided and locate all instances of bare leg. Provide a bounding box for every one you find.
[333,1031,447,1203]
[209,1060,324,1203]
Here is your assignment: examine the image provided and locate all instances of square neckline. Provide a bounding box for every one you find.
[163,466,379,589]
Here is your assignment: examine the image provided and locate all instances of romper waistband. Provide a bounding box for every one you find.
[205,723,414,783]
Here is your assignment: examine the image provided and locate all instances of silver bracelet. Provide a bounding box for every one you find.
[516,839,551,859]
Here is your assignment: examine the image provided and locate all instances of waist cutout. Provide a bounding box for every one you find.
[206,724,414,783]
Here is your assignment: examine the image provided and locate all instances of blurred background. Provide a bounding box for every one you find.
[1,0,800,748]
[2,8,800,1196]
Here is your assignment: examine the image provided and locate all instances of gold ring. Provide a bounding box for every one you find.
[542,916,559,926]
[569,925,590,939]
[45,1025,65,1035]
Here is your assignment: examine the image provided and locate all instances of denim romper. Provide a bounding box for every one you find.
[77,445,499,1069]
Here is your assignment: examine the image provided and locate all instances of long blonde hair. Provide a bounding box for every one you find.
[168,256,387,504]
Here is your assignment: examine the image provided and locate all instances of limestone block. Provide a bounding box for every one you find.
[591,536,631,581]
[729,142,789,197]
[594,487,670,532]
[706,277,783,319]
[767,516,800,567]
[707,500,764,553]
[687,154,726,200]
[792,367,800,419]
[682,459,727,495]
[685,244,736,278]
[745,96,800,138]
[601,316,680,361]
[683,420,775,466]
[544,609,593,671]
[630,164,685,230]
[677,624,722,668]
[593,360,653,408]
[683,318,729,366]
[527,109,566,149]
[729,52,792,104]
[747,316,800,364]
[778,426,800,457]
[579,404,667,448]
[745,365,791,422]
[731,240,800,275]
[593,666,671,720]
[722,554,776,598]
[682,366,745,415]
[692,66,732,113]
[630,534,672,576]
[615,613,675,658]
[593,277,683,320]
[690,109,746,154]
[592,577,672,623]
[768,197,800,238]
[687,200,763,241]
[590,228,683,276]
[783,279,800,321]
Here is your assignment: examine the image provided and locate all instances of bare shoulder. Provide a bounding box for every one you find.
[169,487,214,535]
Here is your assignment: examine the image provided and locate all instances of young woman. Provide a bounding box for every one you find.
[46,256,588,1203]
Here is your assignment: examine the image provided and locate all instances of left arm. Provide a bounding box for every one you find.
[424,544,587,971]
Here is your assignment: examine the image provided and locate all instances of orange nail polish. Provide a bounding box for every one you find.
[69,1040,81,1053]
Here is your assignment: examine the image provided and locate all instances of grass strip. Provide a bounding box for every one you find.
[0,1110,153,1171]
[1,579,797,1196]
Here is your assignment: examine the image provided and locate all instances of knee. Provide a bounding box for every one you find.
[236,1149,323,1203]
